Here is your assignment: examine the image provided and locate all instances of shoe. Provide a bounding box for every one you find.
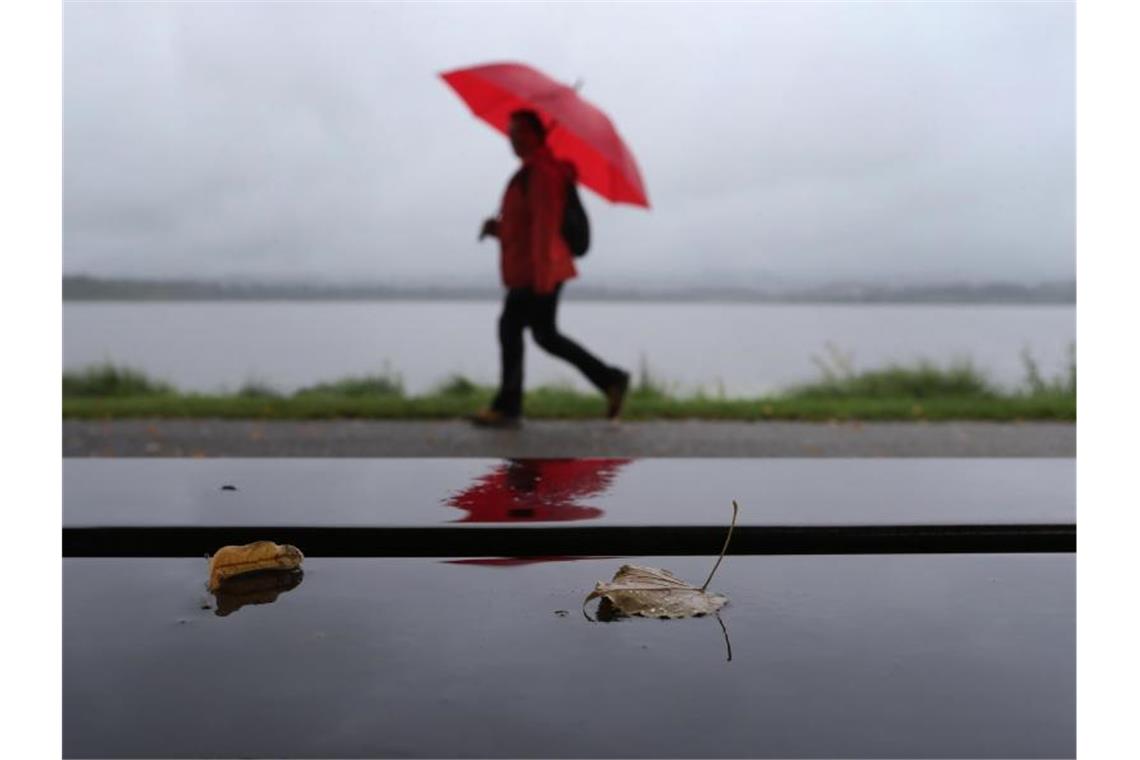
[605,370,631,420]
[468,409,522,429]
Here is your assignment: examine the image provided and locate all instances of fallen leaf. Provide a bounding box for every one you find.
[584,564,728,619]
[207,541,304,591]
[583,501,739,621]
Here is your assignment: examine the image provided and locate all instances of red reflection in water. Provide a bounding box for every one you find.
[446,556,613,567]
[446,458,631,523]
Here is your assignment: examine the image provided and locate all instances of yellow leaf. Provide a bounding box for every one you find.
[207,541,303,591]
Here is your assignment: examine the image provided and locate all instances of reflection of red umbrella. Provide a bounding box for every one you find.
[446,556,611,568]
[445,458,631,523]
[440,61,650,208]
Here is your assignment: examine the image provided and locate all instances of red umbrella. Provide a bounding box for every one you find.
[440,61,650,208]
[444,458,632,523]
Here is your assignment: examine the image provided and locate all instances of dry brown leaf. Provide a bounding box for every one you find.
[584,564,728,619]
[583,500,739,621]
[207,541,304,591]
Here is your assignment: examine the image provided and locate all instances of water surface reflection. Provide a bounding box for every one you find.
[445,458,630,523]
[444,458,631,567]
[211,569,304,617]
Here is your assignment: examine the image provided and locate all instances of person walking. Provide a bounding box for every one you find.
[470,109,630,428]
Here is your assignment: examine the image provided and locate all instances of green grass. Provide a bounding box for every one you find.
[62,363,175,398]
[62,352,1076,422]
[431,373,483,398]
[60,390,1075,422]
[786,360,997,399]
[295,373,404,398]
[235,380,284,399]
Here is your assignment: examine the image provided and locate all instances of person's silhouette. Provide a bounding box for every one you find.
[470,110,630,428]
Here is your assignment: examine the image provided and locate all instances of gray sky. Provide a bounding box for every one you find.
[64,0,1074,286]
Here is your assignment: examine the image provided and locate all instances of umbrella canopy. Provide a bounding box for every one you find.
[440,61,650,208]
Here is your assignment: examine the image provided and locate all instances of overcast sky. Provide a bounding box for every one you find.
[64,1,1074,286]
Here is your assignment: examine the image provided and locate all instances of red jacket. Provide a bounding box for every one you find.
[497,146,578,294]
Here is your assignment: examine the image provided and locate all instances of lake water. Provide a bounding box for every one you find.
[63,301,1075,395]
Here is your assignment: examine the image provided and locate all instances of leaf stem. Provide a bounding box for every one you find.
[701,500,739,592]
[715,612,733,662]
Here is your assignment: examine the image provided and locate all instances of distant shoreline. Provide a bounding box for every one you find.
[62,276,1077,305]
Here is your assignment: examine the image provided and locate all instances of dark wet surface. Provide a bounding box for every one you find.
[64,457,1074,527]
[212,568,304,617]
[62,418,1078,458]
[64,554,1074,759]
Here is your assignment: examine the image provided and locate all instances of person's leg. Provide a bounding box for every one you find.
[490,288,531,418]
[529,284,626,394]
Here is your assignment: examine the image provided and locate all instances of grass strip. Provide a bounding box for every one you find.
[62,390,1075,421]
[63,359,1075,421]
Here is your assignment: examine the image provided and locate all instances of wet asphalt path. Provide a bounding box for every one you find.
[63,419,1075,458]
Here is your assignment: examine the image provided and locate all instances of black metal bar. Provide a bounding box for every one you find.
[62,523,1076,558]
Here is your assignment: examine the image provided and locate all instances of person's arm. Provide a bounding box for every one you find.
[527,164,565,294]
[479,217,500,240]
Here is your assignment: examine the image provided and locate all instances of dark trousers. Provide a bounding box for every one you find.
[491,284,621,417]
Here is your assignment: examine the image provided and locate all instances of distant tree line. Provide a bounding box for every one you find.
[62,275,1076,304]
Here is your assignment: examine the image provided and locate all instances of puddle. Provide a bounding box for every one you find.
[445,458,631,522]
[65,554,1074,758]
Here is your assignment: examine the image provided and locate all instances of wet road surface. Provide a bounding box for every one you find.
[63,419,1075,458]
